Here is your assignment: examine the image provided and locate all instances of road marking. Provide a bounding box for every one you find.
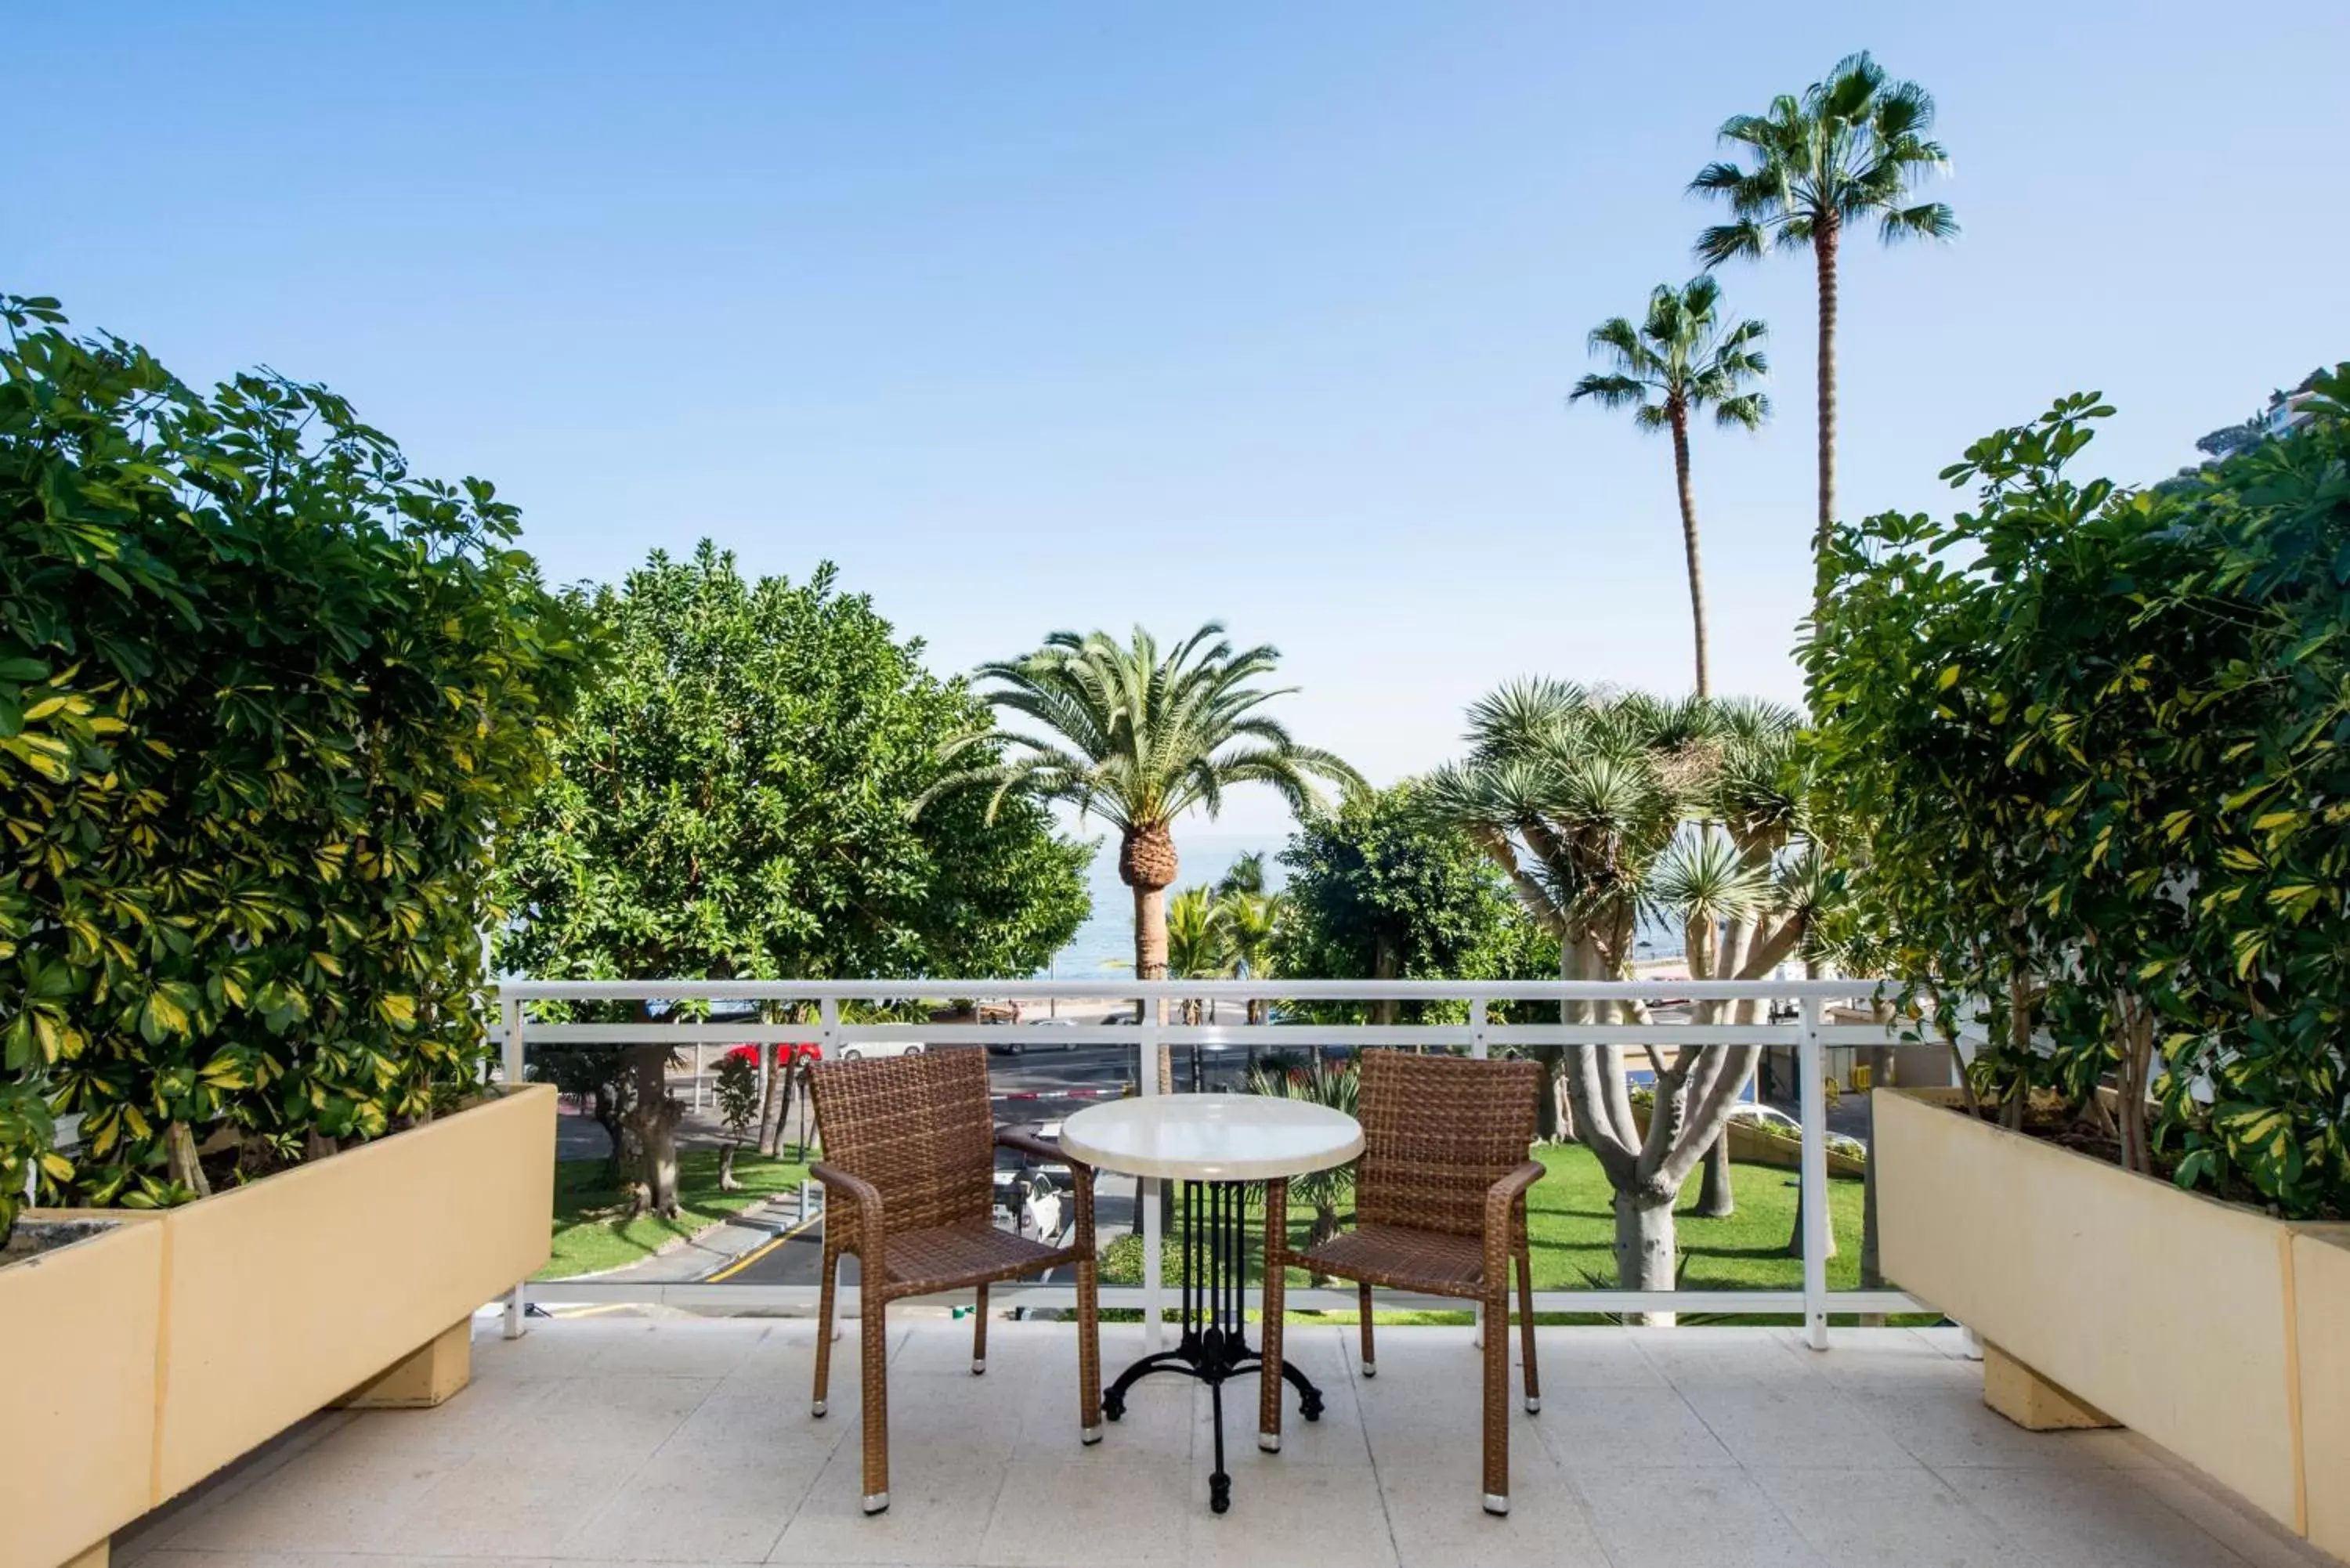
[703,1205,825,1284]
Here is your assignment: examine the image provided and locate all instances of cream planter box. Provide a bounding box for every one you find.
[0,1215,166,1568]
[154,1083,555,1499]
[1,1083,554,1568]
[2297,1229,2350,1561]
[1877,1087,2350,1549]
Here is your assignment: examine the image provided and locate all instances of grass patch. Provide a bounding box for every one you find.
[1101,1143,1874,1322]
[540,1149,809,1280]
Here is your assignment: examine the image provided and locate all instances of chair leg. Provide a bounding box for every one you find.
[1258,1177,1288,1452]
[972,1283,989,1374]
[860,1294,891,1513]
[1077,1252,1103,1443]
[812,1238,838,1417]
[1358,1282,1376,1378]
[1481,1286,1509,1515]
[1516,1241,1540,1414]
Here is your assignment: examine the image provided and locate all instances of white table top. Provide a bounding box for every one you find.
[1058,1094,1364,1181]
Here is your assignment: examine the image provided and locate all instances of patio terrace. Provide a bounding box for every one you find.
[113,1315,2334,1568]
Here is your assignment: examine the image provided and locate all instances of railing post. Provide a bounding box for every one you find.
[501,993,528,1340]
[1798,993,1830,1350]
[819,996,841,1061]
[1469,995,1489,1345]
[1139,993,1164,1352]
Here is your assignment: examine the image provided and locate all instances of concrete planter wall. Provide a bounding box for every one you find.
[1877,1087,2350,1559]
[0,1083,555,1568]
[0,1215,168,1568]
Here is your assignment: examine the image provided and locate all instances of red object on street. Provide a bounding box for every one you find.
[725,1042,822,1065]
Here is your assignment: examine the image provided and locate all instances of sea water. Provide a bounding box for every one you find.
[1038,830,1684,978]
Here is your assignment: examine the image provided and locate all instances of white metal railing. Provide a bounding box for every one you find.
[491,977,1926,1349]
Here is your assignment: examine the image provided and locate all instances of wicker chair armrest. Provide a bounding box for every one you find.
[1482,1159,1545,1281]
[1484,1160,1546,1223]
[810,1161,885,1242]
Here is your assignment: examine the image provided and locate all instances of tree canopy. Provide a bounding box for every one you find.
[1272,781,1553,1021]
[498,543,1090,985]
[0,293,587,1234]
[1808,373,2350,1218]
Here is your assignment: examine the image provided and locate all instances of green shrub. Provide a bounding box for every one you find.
[1810,373,2350,1217]
[0,293,588,1230]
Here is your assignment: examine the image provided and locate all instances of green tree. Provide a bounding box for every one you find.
[1272,781,1553,1027]
[1692,51,1957,576]
[1218,888,1285,1025]
[0,294,586,1234]
[1808,375,2350,1218]
[928,623,1360,1082]
[1213,851,1269,899]
[1569,276,1770,698]
[712,1049,760,1192]
[1427,686,1824,1307]
[498,544,1089,1216]
[1163,885,1231,1023]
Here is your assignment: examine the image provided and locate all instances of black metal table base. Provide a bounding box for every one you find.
[1100,1180,1322,1514]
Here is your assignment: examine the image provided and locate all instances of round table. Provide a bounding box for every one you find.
[1059,1093,1363,1515]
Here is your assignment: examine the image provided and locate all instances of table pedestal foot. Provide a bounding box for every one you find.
[1095,1180,1325,1513]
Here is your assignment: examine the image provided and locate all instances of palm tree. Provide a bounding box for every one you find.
[1213,850,1268,900]
[1569,277,1769,699]
[1691,51,1956,579]
[1163,885,1231,1024]
[1218,888,1285,1026]
[928,624,1360,1075]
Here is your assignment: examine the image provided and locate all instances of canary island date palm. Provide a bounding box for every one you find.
[1691,51,1955,579]
[929,624,1360,1078]
[1570,276,1769,699]
[1427,682,1820,1315]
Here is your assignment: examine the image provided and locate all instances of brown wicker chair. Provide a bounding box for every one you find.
[808,1049,1101,1515]
[1260,1050,1544,1515]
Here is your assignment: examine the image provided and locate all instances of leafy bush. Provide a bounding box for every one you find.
[494,544,1089,1216]
[1810,373,2350,1217]
[1271,780,1557,1024]
[0,293,588,1230]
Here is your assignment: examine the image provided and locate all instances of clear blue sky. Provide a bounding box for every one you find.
[16,3,2346,832]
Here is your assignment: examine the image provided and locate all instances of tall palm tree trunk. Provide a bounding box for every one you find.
[1667,403,1711,699]
[1812,214,1841,574]
[1121,823,1179,1093]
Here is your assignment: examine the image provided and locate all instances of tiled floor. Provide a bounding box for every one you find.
[114,1317,2336,1567]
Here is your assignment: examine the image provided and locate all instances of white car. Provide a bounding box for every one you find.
[1727,1103,1869,1159]
[833,1039,926,1063]
[988,1018,1080,1056]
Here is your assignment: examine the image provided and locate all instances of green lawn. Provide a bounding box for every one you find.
[540,1149,810,1280]
[1101,1143,1869,1322]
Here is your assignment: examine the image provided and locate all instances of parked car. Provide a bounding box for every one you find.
[986,1017,1080,1056]
[1727,1101,1869,1159]
[1727,1102,1802,1136]
[835,1038,926,1062]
